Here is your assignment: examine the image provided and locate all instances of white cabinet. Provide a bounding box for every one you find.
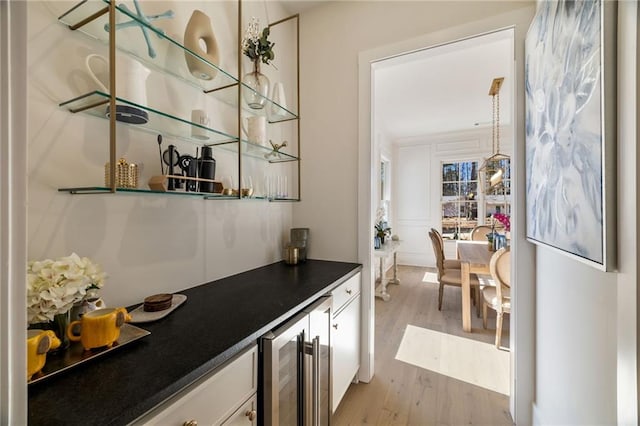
[331,273,361,413]
[134,345,257,426]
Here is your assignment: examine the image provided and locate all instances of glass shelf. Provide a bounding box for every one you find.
[58,0,238,94]
[59,91,238,145]
[213,139,299,163]
[246,196,300,202]
[237,86,298,123]
[269,197,301,202]
[58,186,239,199]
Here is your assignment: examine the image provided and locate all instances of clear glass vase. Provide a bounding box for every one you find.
[29,311,71,354]
[49,312,71,354]
[242,62,270,110]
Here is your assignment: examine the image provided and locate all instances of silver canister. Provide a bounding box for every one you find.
[284,246,299,265]
[290,228,309,262]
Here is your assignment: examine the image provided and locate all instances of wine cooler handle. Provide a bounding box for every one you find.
[312,335,320,426]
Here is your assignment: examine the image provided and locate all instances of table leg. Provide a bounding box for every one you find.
[461,261,471,332]
[375,257,391,301]
[388,252,400,285]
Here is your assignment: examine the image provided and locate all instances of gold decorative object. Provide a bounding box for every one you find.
[105,158,139,188]
[479,77,510,192]
[264,139,288,160]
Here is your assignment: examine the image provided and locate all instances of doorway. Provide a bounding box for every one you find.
[376,23,513,395]
[357,24,535,424]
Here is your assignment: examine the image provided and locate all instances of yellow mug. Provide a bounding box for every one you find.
[27,329,61,380]
[67,307,131,351]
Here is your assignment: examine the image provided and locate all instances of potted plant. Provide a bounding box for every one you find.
[241,17,275,109]
[375,221,391,245]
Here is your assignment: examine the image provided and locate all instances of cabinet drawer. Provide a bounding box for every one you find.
[221,394,257,425]
[331,273,361,313]
[136,345,257,425]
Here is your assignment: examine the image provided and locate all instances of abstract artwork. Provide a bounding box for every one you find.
[525,0,616,270]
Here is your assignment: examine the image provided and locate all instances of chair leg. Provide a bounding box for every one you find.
[482,302,488,329]
[495,312,503,348]
[438,283,444,311]
[475,287,481,317]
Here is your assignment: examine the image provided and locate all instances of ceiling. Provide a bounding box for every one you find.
[373,29,514,142]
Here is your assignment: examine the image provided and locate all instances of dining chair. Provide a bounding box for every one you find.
[428,231,480,311]
[429,228,461,269]
[470,225,493,241]
[481,246,511,349]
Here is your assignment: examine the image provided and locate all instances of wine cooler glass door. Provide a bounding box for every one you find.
[262,313,308,426]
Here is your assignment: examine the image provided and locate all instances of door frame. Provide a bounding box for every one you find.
[357,7,536,424]
[0,0,28,423]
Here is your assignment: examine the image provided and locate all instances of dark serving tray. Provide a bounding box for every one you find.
[28,323,150,384]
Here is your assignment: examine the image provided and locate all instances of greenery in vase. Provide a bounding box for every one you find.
[241,17,275,71]
[26,253,106,324]
[375,222,391,239]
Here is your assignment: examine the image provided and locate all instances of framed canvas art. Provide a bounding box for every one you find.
[525,0,616,271]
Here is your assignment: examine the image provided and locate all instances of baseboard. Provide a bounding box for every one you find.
[397,252,433,267]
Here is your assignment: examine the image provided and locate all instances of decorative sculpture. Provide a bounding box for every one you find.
[104,0,174,59]
[264,140,288,160]
[184,10,220,81]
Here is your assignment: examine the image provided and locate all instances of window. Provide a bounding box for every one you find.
[441,161,478,239]
[441,159,511,239]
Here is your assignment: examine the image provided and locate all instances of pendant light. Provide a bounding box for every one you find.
[479,77,509,191]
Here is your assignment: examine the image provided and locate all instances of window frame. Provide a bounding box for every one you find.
[440,158,511,239]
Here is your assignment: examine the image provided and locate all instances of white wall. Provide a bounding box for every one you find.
[27,0,294,309]
[535,248,617,424]
[615,2,639,424]
[532,2,639,424]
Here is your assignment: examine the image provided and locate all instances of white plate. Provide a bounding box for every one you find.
[129,294,187,323]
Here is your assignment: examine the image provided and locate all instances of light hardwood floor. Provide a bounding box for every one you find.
[332,265,513,426]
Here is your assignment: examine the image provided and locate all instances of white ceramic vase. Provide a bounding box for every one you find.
[184,10,220,81]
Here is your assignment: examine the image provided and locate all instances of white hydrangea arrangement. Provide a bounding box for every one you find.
[27,253,106,324]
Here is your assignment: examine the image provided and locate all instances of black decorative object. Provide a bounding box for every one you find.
[198,146,216,193]
[163,145,179,190]
[157,135,164,174]
[106,105,149,125]
[179,155,197,192]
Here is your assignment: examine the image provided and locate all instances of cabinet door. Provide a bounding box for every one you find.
[331,294,361,413]
[221,394,257,426]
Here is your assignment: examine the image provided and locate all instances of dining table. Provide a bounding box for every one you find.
[456,240,494,332]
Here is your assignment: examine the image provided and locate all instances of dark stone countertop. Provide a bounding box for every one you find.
[28,259,362,425]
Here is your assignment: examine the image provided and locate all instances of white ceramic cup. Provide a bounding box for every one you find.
[241,116,267,146]
[191,109,210,140]
[85,53,150,106]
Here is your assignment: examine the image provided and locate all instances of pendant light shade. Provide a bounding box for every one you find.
[479,77,510,191]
